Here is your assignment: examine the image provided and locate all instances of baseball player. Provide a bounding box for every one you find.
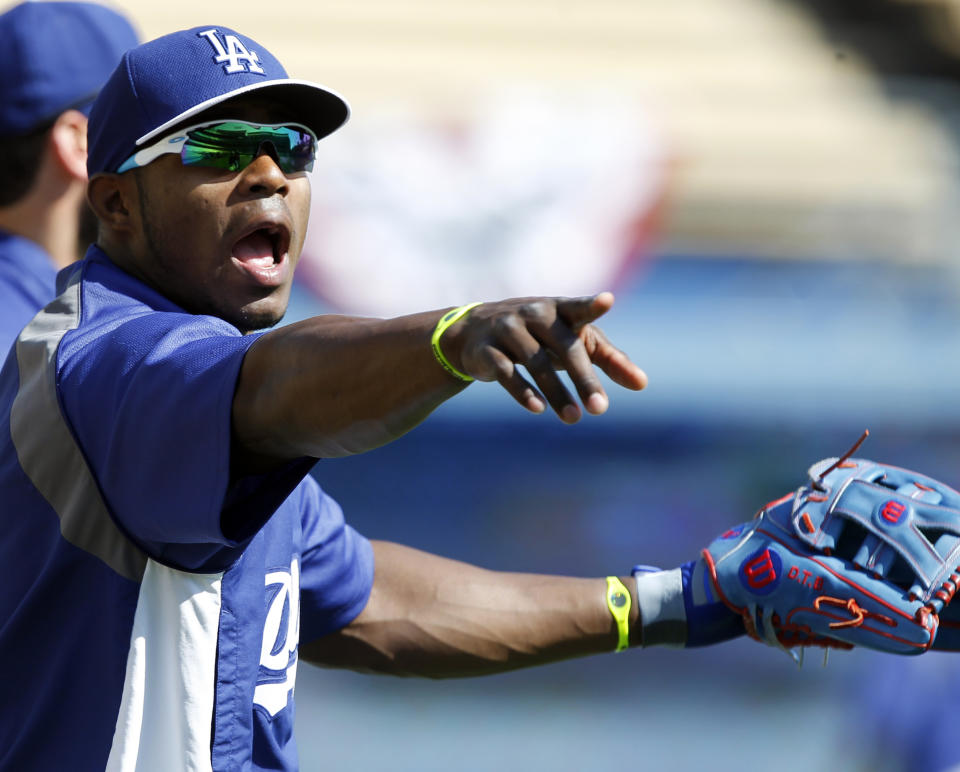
[3,23,952,772]
[0,2,138,353]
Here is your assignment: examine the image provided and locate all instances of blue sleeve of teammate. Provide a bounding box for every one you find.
[297,478,375,641]
[0,233,59,355]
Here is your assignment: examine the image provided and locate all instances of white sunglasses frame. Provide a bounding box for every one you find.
[116,119,318,174]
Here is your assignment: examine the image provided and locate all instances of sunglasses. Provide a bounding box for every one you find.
[116,120,318,174]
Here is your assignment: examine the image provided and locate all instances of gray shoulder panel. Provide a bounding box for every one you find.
[10,268,146,583]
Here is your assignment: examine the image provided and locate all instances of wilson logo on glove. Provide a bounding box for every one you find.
[880,500,907,525]
[739,549,780,593]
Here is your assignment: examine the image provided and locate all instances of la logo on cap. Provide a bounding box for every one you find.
[198,29,264,75]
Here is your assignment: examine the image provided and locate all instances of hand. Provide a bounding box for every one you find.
[440,292,647,423]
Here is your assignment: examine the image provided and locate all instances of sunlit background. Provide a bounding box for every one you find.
[55,0,960,769]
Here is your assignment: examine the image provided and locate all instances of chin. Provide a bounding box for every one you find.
[232,303,287,334]
[206,285,291,333]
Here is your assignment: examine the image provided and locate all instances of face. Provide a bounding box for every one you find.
[111,100,312,333]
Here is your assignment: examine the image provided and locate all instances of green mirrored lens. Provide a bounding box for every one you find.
[181,122,316,173]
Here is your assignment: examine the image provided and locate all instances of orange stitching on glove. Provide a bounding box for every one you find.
[813,595,897,630]
[815,430,869,486]
[936,579,957,604]
[813,596,896,629]
[815,596,865,628]
[702,549,760,642]
[915,606,940,651]
[936,576,960,605]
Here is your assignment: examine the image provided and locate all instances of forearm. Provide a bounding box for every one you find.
[233,311,463,460]
[231,295,647,465]
[300,541,640,678]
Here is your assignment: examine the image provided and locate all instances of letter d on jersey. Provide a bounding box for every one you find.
[254,558,301,716]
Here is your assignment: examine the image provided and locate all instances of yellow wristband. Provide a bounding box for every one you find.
[606,576,631,653]
[431,302,482,382]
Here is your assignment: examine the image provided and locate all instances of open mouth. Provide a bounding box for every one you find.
[231,223,291,285]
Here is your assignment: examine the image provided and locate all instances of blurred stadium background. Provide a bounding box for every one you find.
[78,0,960,769]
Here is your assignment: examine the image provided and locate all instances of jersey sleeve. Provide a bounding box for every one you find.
[0,235,58,357]
[297,477,374,641]
[57,309,298,569]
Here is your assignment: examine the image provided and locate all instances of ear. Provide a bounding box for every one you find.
[48,109,89,182]
[87,173,135,233]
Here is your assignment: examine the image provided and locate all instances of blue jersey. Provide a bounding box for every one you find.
[0,229,58,356]
[0,246,374,771]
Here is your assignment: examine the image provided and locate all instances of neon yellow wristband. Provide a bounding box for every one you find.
[605,576,631,653]
[431,302,482,382]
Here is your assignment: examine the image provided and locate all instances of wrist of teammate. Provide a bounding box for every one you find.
[632,559,746,647]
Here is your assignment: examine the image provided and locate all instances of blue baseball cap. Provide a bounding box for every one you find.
[0,1,138,136]
[87,26,351,176]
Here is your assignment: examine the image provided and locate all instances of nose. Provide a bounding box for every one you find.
[237,151,288,197]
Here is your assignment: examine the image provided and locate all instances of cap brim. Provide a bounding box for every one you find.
[135,79,350,146]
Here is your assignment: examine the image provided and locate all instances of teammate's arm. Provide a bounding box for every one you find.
[299,540,641,677]
[232,293,647,465]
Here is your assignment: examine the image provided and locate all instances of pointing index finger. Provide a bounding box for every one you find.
[555,291,616,332]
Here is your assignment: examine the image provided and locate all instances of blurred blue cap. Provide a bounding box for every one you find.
[87,25,350,175]
[0,1,139,136]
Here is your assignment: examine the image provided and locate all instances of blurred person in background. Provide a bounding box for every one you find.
[0,1,138,351]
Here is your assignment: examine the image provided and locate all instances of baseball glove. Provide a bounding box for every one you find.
[703,448,960,656]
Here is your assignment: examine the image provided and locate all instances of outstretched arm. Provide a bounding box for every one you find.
[300,540,641,678]
[232,293,647,464]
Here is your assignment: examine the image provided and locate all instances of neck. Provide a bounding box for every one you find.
[0,186,84,270]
